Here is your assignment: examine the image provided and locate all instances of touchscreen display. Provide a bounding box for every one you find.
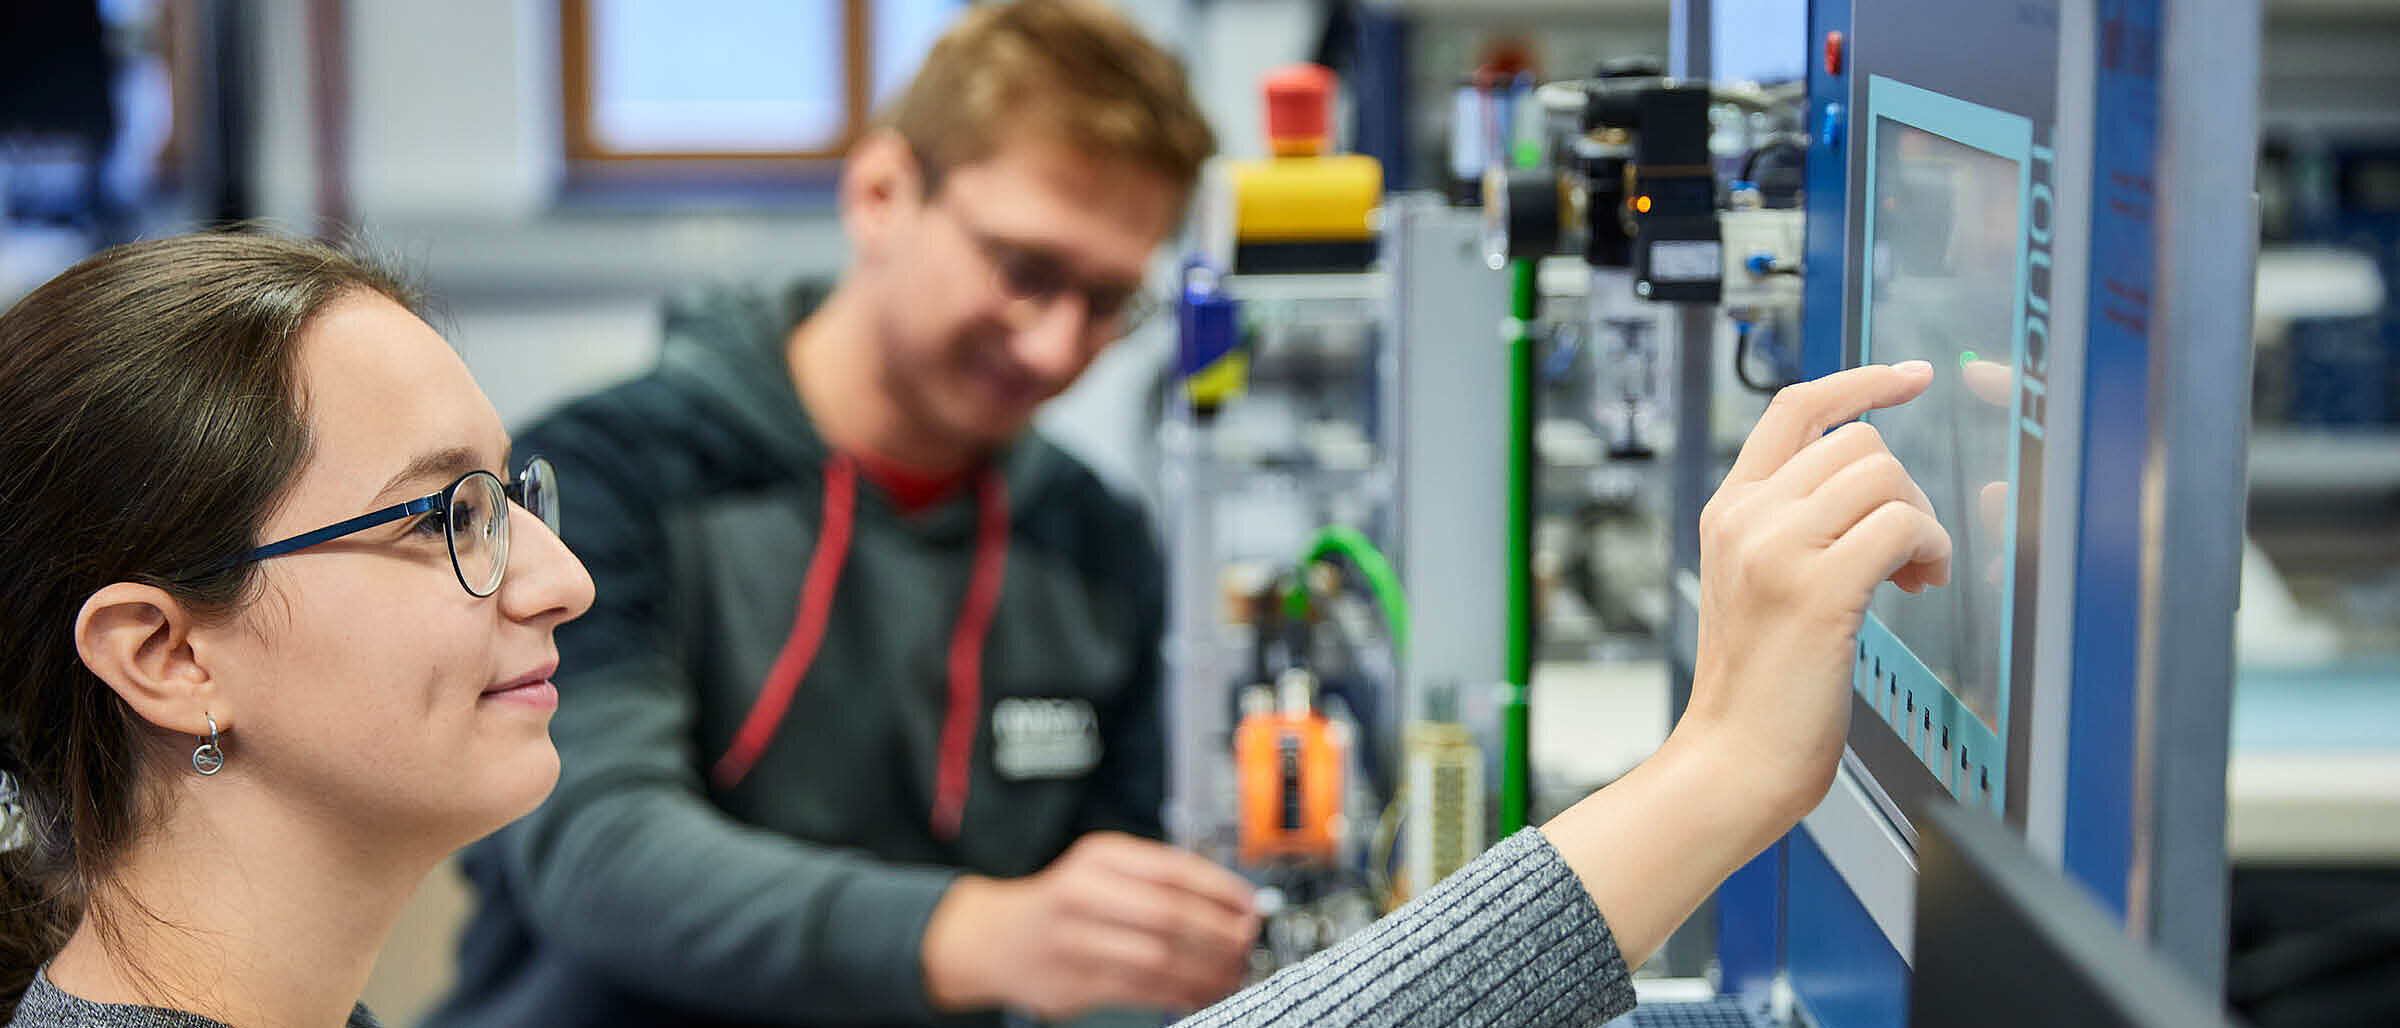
[1862,122,2026,736]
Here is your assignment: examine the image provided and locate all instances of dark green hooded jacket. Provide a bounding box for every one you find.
[430,283,1167,1028]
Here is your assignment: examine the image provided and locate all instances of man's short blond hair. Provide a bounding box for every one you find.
[882,0,1217,198]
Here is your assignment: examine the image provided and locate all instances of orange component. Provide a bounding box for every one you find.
[1825,31,1846,77]
[1234,708,1345,867]
[1263,63,1337,158]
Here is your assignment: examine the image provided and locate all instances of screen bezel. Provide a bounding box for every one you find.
[1847,74,2040,825]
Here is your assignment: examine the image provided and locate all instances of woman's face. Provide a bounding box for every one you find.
[202,293,593,846]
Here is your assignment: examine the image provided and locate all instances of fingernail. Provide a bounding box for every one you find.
[1896,360,1932,374]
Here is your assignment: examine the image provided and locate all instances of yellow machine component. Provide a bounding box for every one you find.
[1399,720,1482,901]
[1185,348,1251,412]
[1229,154,1383,244]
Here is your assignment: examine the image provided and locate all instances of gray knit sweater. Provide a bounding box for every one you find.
[8,829,1630,1028]
[1179,828,1636,1027]
[5,974,380,1028]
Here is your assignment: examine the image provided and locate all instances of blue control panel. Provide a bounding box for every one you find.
[1777,1,2077,1027]
[1821,0,2060,836]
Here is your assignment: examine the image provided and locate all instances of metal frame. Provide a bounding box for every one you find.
[1158,409,1222,850]
[1666,0,1713,669]
[2063,0,2154,935]
[1159,268,1396,853]
[2027,0,2098,871]
[2063,0,2254,992]
[1660,0,1723,981]
[1388,197,1514,729]
[1799,756,1921,963]
[2134,0,2257,988]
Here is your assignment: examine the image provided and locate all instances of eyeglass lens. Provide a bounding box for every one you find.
[990,248,1150,336]
[521,457,560,535]
[448,472,509,597]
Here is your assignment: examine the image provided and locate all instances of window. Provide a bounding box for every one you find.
[560,0,965,165]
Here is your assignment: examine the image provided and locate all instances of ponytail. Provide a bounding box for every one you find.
[0,728,76,1019]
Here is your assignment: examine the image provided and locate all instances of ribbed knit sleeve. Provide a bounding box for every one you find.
[1175,828,1637,1028]
[7,970,383,1028]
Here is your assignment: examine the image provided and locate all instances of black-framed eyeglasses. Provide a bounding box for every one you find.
[936,201,1161,340]
[235,458,559,597]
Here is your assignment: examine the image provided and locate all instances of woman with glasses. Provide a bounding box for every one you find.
[0,230,1947,1028]
[0,233,594,1028]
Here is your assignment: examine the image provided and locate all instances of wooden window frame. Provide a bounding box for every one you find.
[560,0,873,165]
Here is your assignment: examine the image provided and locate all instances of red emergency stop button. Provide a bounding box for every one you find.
[1825,31,1846,76]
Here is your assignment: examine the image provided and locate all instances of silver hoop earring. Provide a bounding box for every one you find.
[192,715,225,776]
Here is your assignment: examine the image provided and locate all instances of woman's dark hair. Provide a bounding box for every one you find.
[0,231,422,1014]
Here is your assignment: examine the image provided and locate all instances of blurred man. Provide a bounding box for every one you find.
[431,3,1256,1026]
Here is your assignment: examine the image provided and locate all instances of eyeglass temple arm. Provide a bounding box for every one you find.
[241,495,441,564]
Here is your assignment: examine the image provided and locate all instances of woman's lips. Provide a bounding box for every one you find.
[484,663,559,708]
[481,679,558,709]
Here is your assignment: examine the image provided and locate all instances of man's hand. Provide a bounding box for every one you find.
[922,832,1258,1020]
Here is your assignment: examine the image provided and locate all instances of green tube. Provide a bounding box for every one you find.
[1501,256,1537,835]
[1285,525,1410,655]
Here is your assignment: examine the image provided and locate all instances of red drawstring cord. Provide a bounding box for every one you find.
[710,456,1009,847]
[931,469,1008,840]
[712,456,859,790]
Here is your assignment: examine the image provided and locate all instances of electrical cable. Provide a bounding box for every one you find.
[1368,786,1405,912]
[1739,133,1811,206]
[1735,320,1781,394]
[1284,525,1409,654]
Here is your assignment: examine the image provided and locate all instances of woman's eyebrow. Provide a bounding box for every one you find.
[374,445,485,503]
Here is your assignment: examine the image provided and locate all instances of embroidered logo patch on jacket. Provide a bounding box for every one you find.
[991,697,1102,781]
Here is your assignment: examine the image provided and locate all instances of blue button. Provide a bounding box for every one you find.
[1820,102,1846,150]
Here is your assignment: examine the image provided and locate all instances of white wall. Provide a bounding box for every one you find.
[345,0,557,222]
[1193,0,1327,159]
[440,295,664,431]
[247,0,316,231]
[252,0,556,225]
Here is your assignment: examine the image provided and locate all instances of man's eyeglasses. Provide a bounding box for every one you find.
[939,203,1160,340]
[235,458,559,598]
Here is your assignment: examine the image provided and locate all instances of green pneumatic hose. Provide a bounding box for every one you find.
[1502,254,1536,836]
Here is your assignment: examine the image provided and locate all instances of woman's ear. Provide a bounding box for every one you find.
[75,583,225,738]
